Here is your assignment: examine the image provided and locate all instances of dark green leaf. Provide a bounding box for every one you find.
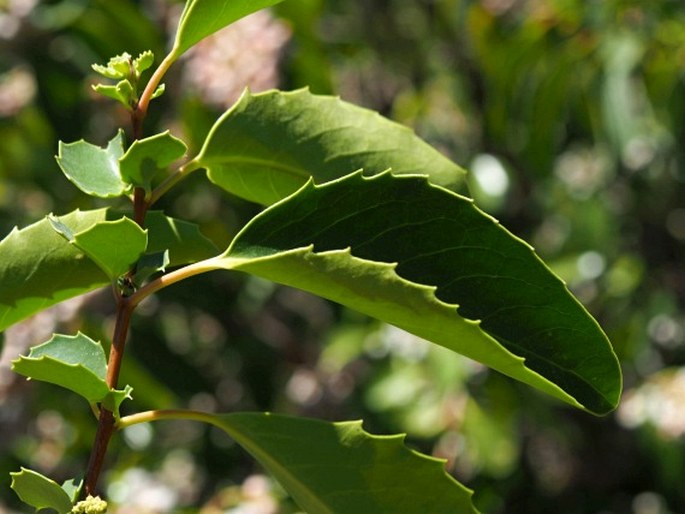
[133,250,170,285]
[56,130,129,198]
[205,412,480,513]
[189,88,467,205]
[218,173,621,414]
[172,0,286,58]
[10,468,73,514]
[119,131,187,193]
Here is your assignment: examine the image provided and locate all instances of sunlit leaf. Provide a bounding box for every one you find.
[203,412,480,513]
[11,332,131,412]
[216,172,621,414]
[51,215,147,280]
[0,209,217,332]
[56,130,129,198]
[172,0,286,58]
[10,468,73,514]
[188,88,467,205]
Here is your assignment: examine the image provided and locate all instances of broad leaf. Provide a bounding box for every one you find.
[216,173,621,415]
[119,131,187,192]
[56,130,129,198]
[12,333,132,412]
[10,468,73,514]
[172,0,286,58]
[51,216,147,279]
[0,209,217,332]
[187,88,467,205]
[204,412,479,513]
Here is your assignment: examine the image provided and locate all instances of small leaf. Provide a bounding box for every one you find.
[56,130,129,198]
[203,412,479,513]
[172,0,286,58]
[12,332,109,400]
[218,173,621,414]
[12,333,132,414]
[10,468,73,514]
[92,79,136,109]
[151,83,165,99]
[92,52,133,80]
[133,50,154,75]
[61,478,83,504]
[188,88,467,205]
[52,216,148,280]
[119,131,187,192]
[0,209,217,332]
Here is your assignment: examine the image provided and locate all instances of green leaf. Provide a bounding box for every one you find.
[133,50,154,75]
[151,84,165,99]
[17,332,107,380]
[133,250,170,285]
[119,131,187,193]
[92,53,133,80]
[10,468,73,514]
[172,0,286,58]
[61,478,83,504]
[92,80,135,109]
[0,209,217,332]
[204,412,479,513]
[217,173,621,415]
[51,215,147,280]
[56,130,129,198]
[144,211,218,265]
[188,88,468,205]
[11,333,131,413]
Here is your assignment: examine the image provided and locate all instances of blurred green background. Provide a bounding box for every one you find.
[2,0,685,512]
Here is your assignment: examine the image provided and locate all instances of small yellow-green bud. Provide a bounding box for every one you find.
[71,495,108,514]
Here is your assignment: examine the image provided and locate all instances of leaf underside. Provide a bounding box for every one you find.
[10,468,73,514]
[173,0,286,57]
[0,209,217,332]
[220,172,621,415]
[56,130,129,198]
[207,412,480,514]
[191,88,468,205]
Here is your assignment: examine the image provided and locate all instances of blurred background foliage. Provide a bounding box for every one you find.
[2,0,685,513]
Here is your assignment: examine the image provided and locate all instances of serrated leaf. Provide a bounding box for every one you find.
[56,130,129,198]
[92,53,133,80]
[133,50,154,75]
[12,333,132,414]
[204,412,479,513]
[188,88,468,206]
[61,478,83,504]
[216,173,621,415]
[19,332,107,379]
[119,131,187,192]
[151,84,165,99]
[92,80,135,109]
[10,468,73,514]
[15,334,96,396]
[0,209,217,332]
[51,215,147,280]
[172,0,286,58]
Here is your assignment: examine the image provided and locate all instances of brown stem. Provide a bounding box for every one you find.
[132,187,148,226]
[83,298,135,496]
[82,50,178,498]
